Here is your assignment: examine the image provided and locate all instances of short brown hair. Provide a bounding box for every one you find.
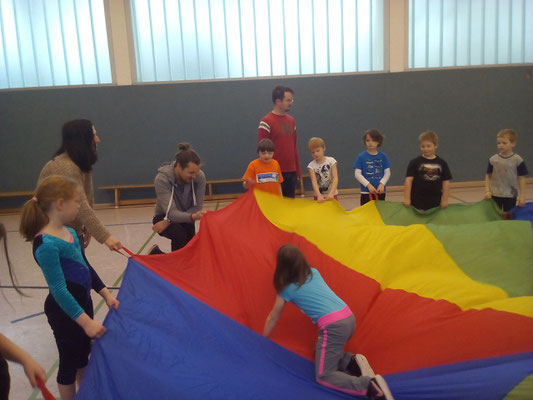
[257,138,275,153]
[363,129,383,147]
[419,131,438,145]
[497,129,517,143]
[272,86,294,103]
[308,137,325,150]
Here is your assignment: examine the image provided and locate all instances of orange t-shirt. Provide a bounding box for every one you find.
[242,158,284,196]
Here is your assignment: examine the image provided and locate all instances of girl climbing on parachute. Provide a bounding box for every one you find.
[263,244,392,399]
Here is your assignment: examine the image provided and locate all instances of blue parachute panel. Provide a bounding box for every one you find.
[386,352,533,400]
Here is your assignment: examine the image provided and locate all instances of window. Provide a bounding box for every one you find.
[0,0,112,89]
[129,0,385,82]
[409,0,533,68]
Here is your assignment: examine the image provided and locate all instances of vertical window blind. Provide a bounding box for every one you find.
[0,0,112,89]
[409,0,533,68]
[4,0,531,89]
[129,0,385,82]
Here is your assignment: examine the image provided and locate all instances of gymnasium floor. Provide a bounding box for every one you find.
[1,184,532,399]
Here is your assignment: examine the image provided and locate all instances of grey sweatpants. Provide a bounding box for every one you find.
[315,313,371,396]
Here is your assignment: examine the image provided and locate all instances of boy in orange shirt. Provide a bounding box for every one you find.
[243,139,284,196]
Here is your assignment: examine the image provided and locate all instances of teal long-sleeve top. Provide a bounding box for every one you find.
[33,227,105,320]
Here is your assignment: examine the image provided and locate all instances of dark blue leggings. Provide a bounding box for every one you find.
[281,171,298,198]
[45,290,92,385]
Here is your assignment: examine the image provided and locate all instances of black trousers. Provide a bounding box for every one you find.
[153,214,196,251]
[492,196,516,212]
[45,287,93,385]
[360,193,386,206]
[281,171,298,198]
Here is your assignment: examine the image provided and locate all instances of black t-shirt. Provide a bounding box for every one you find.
[406,155,452,210]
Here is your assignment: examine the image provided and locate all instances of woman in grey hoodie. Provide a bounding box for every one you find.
[150,143,207,254]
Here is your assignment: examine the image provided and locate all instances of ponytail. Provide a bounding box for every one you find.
[175,142,201,169]
[19,175,78,241]
[19,199,48,241]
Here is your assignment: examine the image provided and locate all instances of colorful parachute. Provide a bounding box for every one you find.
[77,191,533,399]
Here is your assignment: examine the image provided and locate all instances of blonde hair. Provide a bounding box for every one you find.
[419,131,438,145]
[19,176,78,241]
[496,129,517,143]
[308,137,325,150]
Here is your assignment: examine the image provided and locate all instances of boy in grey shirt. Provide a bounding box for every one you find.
[485,129,528,212]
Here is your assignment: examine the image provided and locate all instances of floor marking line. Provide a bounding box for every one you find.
[9,287,123,325]
[1,286,49,289]
[449,195,470,203]
[11,312,45,324]
[2,286,121,290]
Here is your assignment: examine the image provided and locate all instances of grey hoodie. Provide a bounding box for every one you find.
[153,162,206,223]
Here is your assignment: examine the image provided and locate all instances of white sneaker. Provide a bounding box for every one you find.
[375,375,394,400]
[355,354,375,378]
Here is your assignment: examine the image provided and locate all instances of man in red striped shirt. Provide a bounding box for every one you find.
[257,86,301,198]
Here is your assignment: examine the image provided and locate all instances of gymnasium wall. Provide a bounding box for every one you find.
[1,65,532,205]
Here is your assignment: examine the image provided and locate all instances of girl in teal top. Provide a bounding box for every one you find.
[19,175,119,400]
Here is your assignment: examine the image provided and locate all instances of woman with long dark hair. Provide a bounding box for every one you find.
[37,119,122,250]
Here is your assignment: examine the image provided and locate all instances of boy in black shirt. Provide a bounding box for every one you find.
[403,131,452,211]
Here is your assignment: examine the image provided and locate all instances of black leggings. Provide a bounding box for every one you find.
[45,290,93,385]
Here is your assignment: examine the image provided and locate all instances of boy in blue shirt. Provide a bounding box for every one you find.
[353,129,391,206]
